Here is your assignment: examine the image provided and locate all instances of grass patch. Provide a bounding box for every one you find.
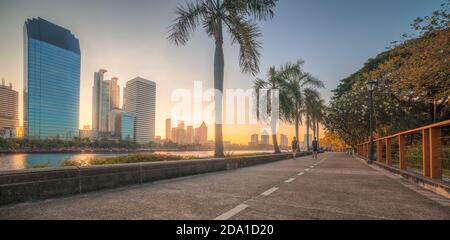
[444,169,450,176]
[63,153,200,166]
[62,152,276,167]
[30,163,49,169]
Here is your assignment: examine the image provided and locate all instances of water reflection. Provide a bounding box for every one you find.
[0,150,271,171]
[8,154,26,170]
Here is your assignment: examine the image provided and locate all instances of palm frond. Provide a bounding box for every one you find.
[225,14,262,75]
[301,73,325,89]
[247,0,277,20]
[168,1,208,46]
[253,77,267,90]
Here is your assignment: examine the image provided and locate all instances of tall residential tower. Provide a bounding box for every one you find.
[123,77,156,144]
[165,118,171,140]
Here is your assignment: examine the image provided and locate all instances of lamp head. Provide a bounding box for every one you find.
[367,79,378,92]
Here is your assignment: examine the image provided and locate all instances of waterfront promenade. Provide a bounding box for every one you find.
[0,152,449,220]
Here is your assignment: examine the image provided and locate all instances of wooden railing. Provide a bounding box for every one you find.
[357,120,450,180]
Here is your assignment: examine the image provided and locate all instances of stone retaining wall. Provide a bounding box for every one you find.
[0,152,310,205]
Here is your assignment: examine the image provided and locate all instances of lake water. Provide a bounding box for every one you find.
[0,150,273,171]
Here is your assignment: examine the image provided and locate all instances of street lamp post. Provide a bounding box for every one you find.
[367,79,378,164]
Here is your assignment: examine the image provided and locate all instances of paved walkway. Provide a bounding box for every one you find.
[0,152,449,219]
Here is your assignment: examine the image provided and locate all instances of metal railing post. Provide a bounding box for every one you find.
[376,140,382,162]
[364,143,367,159]
[398,135,406,170]
[386,138,392,166]
[366,143,369,159]
[430,127,442,179]
[422,129,430,177]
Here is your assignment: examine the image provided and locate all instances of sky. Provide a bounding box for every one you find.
[0,0,444,144]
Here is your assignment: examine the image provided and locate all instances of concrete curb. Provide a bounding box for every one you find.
[356,156,450,199]
[0,152,311,205]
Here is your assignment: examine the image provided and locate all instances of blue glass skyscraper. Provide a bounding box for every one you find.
[121,112,135,141]
[24,18,81,139]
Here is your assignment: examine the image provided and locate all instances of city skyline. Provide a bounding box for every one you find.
[0,0,443,144]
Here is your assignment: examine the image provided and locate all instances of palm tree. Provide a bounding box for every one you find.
[311,97,325,144]
[253,67,282,153]
[278,60,324,150]
[168,0,277,157]
[304,88,321,151]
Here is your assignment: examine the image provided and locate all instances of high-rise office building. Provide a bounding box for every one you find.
[194,122,208,145]
[24,18,80,139]
[123,77,156,144]
[304,133,312,148]
[280,134,288,147]
[186,125,194,144]
[165,118,171,140]
[0,80,18,130]
[249,134,259,146]
[109,77,120,110]
[172,126,186,144]
[79,124,96,140]
[109,108,119,136]
[92,69,107,132]
[261,131,270,145]
[171,121,186,144]
[92,69,121,133]
[177,121,185,130]
[110,108,135,141]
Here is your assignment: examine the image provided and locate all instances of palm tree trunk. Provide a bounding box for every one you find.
[312,118,316,139]
[306,115,310,151]
[316,120,320,148]
[295,115,299,142]
[272,134,280,153]
[271,89,281,153]
[295,114,299,152]
[214,19,224,157]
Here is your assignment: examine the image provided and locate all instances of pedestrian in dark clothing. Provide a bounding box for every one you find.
[291,137,299,158]
[312,137,319,159]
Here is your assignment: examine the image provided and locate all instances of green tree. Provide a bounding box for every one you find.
[411,1,449,34]
[323,2,450,147]
[371,28,450,123]
[168,0,278,157]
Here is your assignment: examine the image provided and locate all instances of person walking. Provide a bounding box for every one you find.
[312,137,319,159]
[291,137,299,158]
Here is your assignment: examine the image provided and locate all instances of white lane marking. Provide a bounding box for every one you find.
[214,204,249,220]
[305,168,310,172]
[261,187,279,196]
[284,178,295,183]
[310,166,315,168]
[214,155,331,221]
